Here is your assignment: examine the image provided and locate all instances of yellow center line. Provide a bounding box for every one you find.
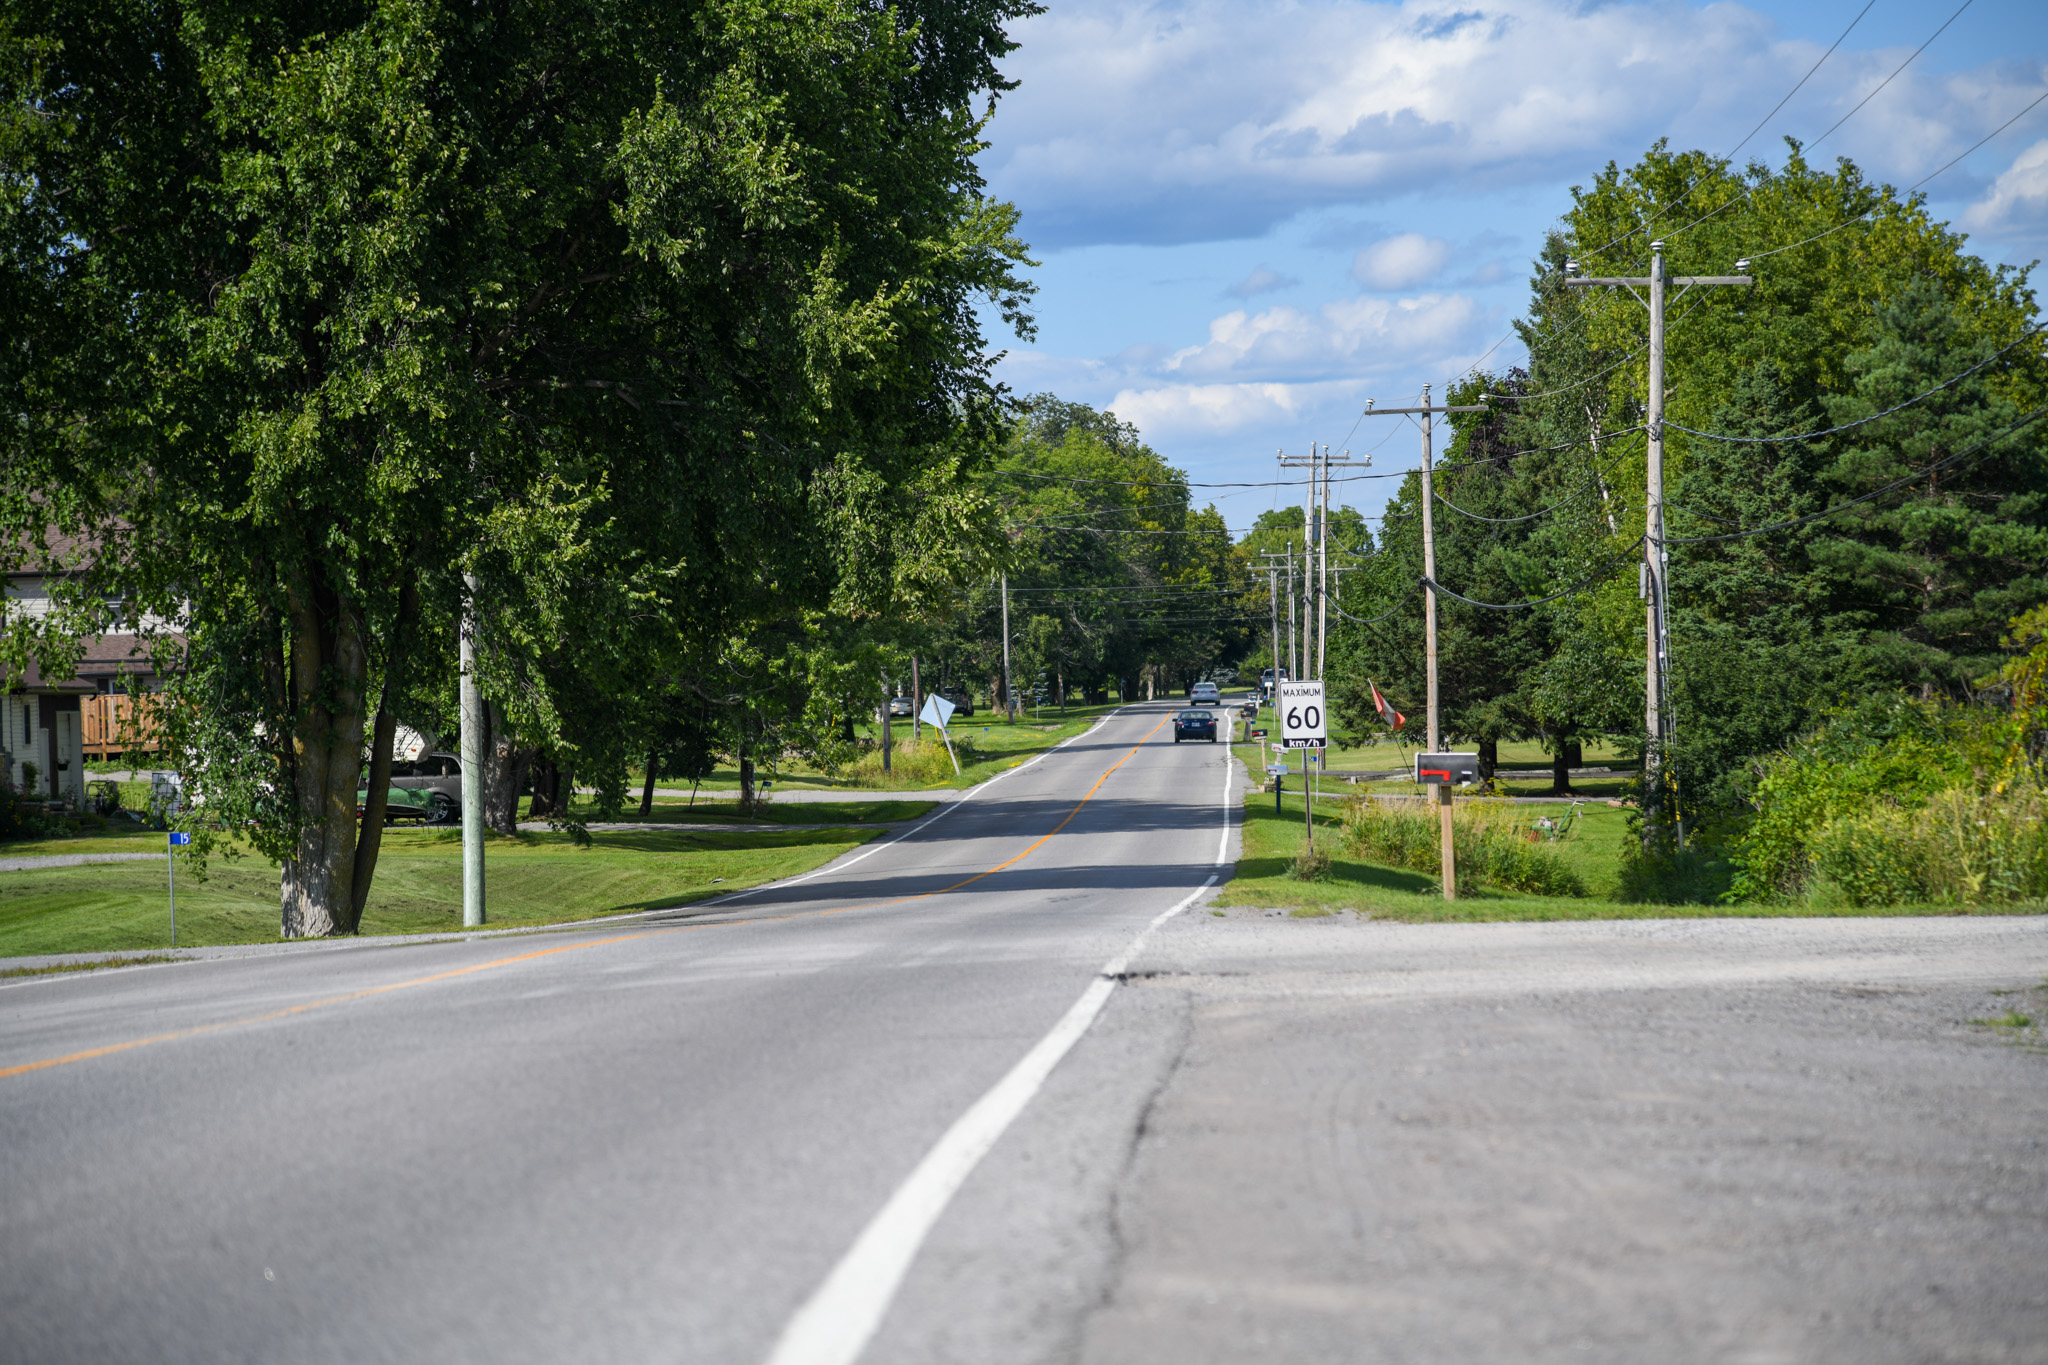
[0,713,1173,1084]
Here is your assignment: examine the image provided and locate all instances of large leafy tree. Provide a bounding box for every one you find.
[1,0,1035,933]
[1331,142,2046,818]
[989,397,1255,701]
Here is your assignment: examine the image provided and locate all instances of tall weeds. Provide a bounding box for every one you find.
[1341,795,1586,897]
[843,735,964,789]
[1801,781,2048,907]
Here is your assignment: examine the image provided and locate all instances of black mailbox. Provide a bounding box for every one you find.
[1415,752,1480,786]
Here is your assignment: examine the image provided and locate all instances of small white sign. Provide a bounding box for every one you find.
[919,694,956,730]
[1278,680,1327,749]
[392,723,428,763]
[1264,763,1288,775]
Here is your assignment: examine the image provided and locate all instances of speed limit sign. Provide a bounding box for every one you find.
[1279,680,1327,748]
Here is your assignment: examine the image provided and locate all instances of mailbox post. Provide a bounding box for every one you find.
[1414,752,1479,900]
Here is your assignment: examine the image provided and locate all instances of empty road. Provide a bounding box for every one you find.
[4,701,2045,1364]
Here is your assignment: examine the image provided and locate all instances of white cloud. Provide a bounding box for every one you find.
[1161,292,1486,384]
[1962,138,2048,241]
[1106,380,1363,440]
[1225,265,1300,298]
[984,0,2048,248]
[1353,233,1452,289]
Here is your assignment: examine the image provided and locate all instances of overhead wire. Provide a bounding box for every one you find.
[1422,535,1650,610]
[1668,403,2048,544]
[1655,0,1980,252]
[1447,0,1878,384]
[1433,431,1648,525]
[1739,85,2048,263]
[1665,324,2047,443]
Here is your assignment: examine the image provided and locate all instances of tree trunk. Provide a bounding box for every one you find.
[527,757,557,819]
[482,702,531,834]
[346,580,417,934]
[279,574,370,939]
[1478,737,1497,785]
[639,753,657,818]
[738,752,755,813]
[1552,738,1577,796]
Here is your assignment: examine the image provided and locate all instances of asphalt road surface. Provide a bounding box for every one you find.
[4,702,2046,1364]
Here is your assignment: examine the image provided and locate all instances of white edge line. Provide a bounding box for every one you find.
[763,871,1218,1365]
[1216,742,1235,867]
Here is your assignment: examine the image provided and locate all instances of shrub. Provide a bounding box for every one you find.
[1342,795,1586,897]
[1801,782,2048,907]
[1728,684,2048,905]
[1288,844,1334,882]
[0,772,57,842]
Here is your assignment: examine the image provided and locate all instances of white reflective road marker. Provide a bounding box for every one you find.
[762,730,1234,1365]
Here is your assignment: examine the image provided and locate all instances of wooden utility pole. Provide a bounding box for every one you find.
[1355,390,1486,901]
[1565,243,1751,838]
[1279,441,1366,680]
[1352,389,1487,752]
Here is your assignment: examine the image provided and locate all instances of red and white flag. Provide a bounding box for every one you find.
[1370,680,1406,732]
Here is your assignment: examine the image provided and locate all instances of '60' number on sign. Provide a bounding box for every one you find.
[1286,704,1321,731]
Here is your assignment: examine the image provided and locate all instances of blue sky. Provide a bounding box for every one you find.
[974,0,2048,534]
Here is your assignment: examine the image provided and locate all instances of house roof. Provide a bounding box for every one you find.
[0,634,172,690]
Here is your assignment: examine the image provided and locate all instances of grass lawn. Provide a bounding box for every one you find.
[0,825,879,958]
[1216,789,2045,922]
[550,798,936,825]
[636,701,1129,794]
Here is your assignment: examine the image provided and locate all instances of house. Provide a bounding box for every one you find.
[3,542,175,806]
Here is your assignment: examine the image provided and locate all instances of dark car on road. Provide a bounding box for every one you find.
[1173,709,1218,743]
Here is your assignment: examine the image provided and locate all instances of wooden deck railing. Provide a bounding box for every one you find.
[82,693,163,757]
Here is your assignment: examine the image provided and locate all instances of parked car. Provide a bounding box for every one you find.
[359,784,436,824]
[1173,709,1218,743]
[1190,681,1222,707]
[390,751,462,823]
[942,688,974,717]
[888,695,915,718]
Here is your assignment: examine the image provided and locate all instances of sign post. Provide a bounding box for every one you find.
[167,831,191,946]
[1414,753,1479,900]
[918,693,960,774]
[1279,681,1327,849]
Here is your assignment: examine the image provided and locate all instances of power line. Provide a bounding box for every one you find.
[1433,432,1648,525]
[1665,324,2047,443]
[1330,583,1423,627]
[1741,85,2048,264]
[1449,0,1880,382]
[1668,403,2048,544]
[1656,0,1980,252]
[1421,535,1649,611]
[1578,0,1884,265]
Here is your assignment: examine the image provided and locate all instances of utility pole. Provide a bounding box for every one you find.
[1255,554,1287,706]
[1565,243,1751,839]
[911,655,921,743]
[1285,542,1298,684]
[459,573,485,926]
[1000,572,1014,720]
[1320,446,1331,678]
[1278,441,1369,682]
[1353,389,1487,752]
[1355,390,1486,904]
